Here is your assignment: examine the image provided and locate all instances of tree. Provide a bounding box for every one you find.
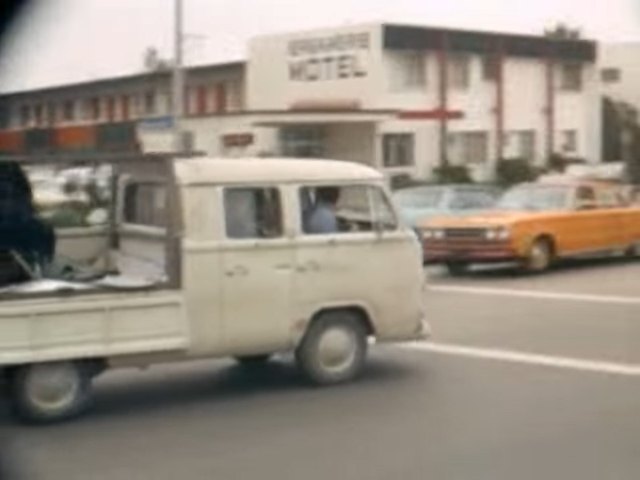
[544,23,581,40]
[602,96,623,162]
[626,124,640,184]
[601,96,640,183]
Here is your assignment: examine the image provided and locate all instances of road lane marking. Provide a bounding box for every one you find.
[428,285,640,305]
[405,342,640,377]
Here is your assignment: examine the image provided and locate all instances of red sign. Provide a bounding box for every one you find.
[398,108,464,120]
[222,133,254,147]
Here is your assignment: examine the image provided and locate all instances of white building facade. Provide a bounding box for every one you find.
[0,23,600,181]
[245,24,600,181]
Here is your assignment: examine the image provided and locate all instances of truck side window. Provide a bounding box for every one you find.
[301,185,397,234]
[224,187,282,239]
[371,187,398,231]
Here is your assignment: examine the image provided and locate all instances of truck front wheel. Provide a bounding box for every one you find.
[295,312,368,385]
[9,361,93,424]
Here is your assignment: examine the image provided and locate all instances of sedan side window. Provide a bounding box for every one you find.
[450,191,496,210]
[575,186,597,210]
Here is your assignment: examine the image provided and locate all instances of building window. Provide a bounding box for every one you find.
[383,133,414,167]
[518,131,536,161]
[0,104,9,129]
[280,126,325,158]
[121,95,130,120]
[448,54,471,90]
[195,85,208,115]
[560,63,582,91]
[215,83,227,113]
[388,51,426,91]
[601,67,621,83]
[561,130,577,153]
[224,187,283,239]
[505,130,536,161]
[34,104,43,126]
[90,97,101,121]
[19,105,31,127]
[447,131,489,164]
[482,54,499,81]
[46,103,56,125]
[144,91,156,115]
[105,97,115,122]
[62,100,75,122]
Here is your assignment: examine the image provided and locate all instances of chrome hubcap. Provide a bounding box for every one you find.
[25,364,80,412]
[317,327,357,373]
[529,243,549,270]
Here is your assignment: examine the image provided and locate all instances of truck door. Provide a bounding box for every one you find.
[293,183,423,339]
[220,186,293,353]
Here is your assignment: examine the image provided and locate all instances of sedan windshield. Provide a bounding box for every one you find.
[393,188,443,208]
[496,185,570,211]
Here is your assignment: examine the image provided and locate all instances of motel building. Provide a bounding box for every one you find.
[0,23,600,182]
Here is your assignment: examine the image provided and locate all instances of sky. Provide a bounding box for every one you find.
[0,0,639,93]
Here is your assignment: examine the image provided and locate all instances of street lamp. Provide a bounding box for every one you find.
[172,0,184,152]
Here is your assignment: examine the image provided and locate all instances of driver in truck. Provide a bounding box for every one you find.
[304,186,340,234]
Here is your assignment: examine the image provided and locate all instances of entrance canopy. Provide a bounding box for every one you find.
[251,109,396,127]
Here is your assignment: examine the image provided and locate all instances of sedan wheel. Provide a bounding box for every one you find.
[626,242,640,259]
[523,238,552,273]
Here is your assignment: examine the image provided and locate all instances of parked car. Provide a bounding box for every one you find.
[419,180,640,275]
[393,185,500,228]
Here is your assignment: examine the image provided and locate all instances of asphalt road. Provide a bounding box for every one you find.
[2,258,639,480]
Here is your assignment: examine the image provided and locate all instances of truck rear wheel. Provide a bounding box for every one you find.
[9,361,93,424]
[295,312,367,385]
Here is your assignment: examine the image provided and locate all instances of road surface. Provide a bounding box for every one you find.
[2,258,639,480]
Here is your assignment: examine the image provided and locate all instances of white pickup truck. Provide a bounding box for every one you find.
[0,154,429,423]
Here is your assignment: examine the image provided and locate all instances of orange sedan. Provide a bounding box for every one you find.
[419,181,640,274]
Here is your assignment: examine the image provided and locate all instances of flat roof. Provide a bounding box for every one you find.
[174,157,383,185]
[383,24,596,62]
[0,61,245,97]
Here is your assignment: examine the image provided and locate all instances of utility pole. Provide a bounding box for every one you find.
[172,0,184,152]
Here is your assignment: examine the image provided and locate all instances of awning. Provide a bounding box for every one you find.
[251,109,396,127]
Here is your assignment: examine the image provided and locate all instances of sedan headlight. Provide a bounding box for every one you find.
[433,229,445,240]
[485,227,510,240]
[421,228,445,240]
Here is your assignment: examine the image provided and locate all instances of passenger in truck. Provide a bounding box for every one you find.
[0,161,55,280]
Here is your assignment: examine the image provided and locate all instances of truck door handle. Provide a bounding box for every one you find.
[225,265,248,277]
[296,261,320,273]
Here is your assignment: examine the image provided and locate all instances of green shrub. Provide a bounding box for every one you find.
[433,165,472,184]
[495,158,539,187]
[546,154,586,173]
